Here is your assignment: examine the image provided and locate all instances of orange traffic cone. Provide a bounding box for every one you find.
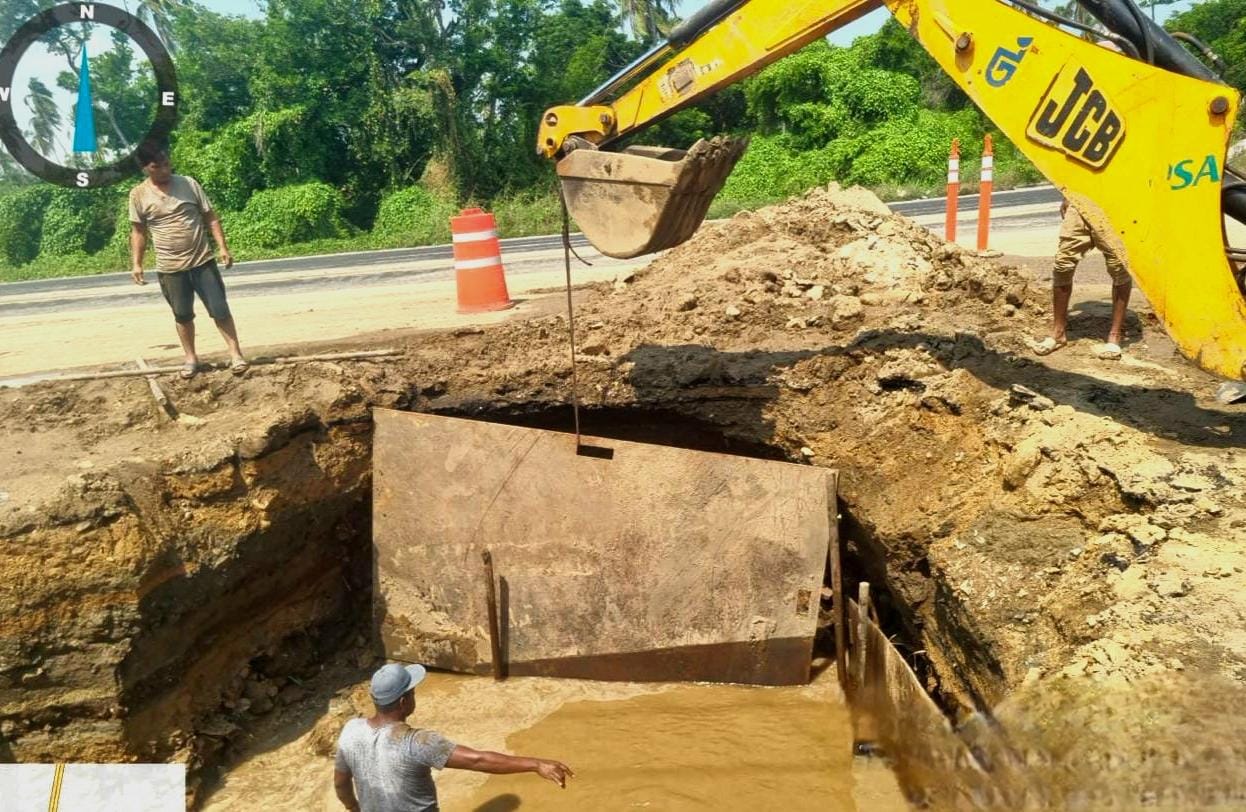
[451,208,513,313]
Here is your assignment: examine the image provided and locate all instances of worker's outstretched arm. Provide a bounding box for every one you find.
[333,768,360,812]
[446,745,574,787]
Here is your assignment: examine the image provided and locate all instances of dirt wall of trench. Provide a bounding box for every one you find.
[0,402,373,793]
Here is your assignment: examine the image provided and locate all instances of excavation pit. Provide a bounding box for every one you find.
[0,394,922,809]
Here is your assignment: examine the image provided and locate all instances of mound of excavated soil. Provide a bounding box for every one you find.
[2,183,1244,805]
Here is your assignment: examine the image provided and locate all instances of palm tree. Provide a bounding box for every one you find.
[24,78,63,157]
[0,150,24,183]
[618,0,678,46]
[132,0,188,53]
[1050,0,1099,30]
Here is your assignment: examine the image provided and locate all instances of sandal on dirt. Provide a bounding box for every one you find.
[1093,342,1122,360]
[230,358,250,375]
[1030,337,1067,356]
[179,362,199,380]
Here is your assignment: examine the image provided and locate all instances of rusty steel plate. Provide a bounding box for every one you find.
[373,410,837,685]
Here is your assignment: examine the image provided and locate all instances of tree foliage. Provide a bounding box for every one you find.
[1164,0,1246,94]
[24,78,61,156]
[734,32,1040,198]
[37,186,122,257]
[223,182,351,249]
[0,185,55,265]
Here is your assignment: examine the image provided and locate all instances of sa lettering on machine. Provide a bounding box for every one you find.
[1168,155,1221,190]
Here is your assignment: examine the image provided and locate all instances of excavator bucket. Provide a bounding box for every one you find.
[556,136,747,259]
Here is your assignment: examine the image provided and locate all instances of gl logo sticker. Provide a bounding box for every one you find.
[657,58,723,100]
[1168,155,1221,190]
[986,37,1033,88]
[1026,64,1124,169]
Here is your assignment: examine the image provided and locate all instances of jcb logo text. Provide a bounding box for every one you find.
[1027,65,1124,169]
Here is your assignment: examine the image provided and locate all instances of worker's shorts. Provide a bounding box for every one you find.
[157,260,232,324]
[1053,208,1130,287]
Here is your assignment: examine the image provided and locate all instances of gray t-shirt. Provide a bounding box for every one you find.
[334,719,456,812]
[128,175,216,273]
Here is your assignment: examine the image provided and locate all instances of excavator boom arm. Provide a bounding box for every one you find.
[537,0,883,157]
[539,0,1246,381]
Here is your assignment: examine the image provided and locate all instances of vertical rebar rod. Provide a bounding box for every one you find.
[482,550,504,681]
[559,187,583,447]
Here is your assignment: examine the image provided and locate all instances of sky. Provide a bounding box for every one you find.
[4,0,1207,164]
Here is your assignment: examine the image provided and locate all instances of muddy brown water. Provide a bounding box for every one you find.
[462,672,908,811]
[201,666,909,810]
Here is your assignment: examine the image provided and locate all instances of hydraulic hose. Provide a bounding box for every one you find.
[1077,0,1218,82]
[1171,31,1227,76]
[1003,0,1139,59]
[668,0,751,46]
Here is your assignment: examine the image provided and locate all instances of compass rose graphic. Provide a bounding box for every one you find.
[0,2,178,188]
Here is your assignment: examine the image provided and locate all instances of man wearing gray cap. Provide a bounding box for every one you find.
[333,663,573,811]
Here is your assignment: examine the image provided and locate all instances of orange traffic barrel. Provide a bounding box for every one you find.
[451,208,513,313]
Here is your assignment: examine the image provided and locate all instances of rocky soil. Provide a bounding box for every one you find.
[1,183,1244,807]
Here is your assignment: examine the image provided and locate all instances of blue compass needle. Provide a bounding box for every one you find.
[72,45,97,153]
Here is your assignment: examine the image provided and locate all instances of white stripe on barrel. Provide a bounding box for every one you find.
[454,255,504,270]
[452,228,499,243]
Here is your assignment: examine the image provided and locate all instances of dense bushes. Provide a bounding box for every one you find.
[38,187,124,257]
[718,36,1041,204]
[719,135,842,202]
[490,190,564,238]
[371,185,457,246]
[0,185,122,265]
[224,182,351,250]
[848,108,982,188]
[0,185,54,265]
[174,106,324,212]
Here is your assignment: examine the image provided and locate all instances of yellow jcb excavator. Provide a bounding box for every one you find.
[536,0,1246,386]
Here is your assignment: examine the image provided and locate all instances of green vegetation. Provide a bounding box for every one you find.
[722,33,1042,204]
[0,185,55,266]
[372,186,457,247]
[0,0,1234,282]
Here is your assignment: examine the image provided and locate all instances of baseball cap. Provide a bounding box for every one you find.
[370,663,428,705]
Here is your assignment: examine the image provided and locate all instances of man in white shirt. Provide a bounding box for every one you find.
[334,663,573,812]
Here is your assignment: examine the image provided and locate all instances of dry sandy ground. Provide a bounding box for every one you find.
[0,251,641,381]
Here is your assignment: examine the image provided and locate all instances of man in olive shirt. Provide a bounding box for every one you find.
[129,144,247,378]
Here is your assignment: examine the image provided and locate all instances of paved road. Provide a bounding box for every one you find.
[890,184,1060,217]
[0,232,596,298]
[0,185,1060,317]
